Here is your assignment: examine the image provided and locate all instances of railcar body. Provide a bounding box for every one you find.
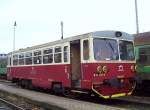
[7,31,136,99]
[134,32,150,88]
[0,54,7,79]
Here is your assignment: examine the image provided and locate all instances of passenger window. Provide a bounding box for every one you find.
[64,46,68,62]
[19,53,24,65]
[83,40,89,60]
[44,48,53,54]
[54,47,62,63]
[13,54,18,65]
[43,48,53,64]
[25,52,32,65]
[33,51,42,64]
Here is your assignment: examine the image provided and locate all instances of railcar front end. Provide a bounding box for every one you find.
[81,32,136,99]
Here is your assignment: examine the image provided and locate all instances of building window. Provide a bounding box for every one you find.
[63,46,68,62]
[13,54,18,65]
[33,50,42,64]
[43,48,53,64]
[83,40,89,60]
[54,47,62,63]
[25,52,32,65]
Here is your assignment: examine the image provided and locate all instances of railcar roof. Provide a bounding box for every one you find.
[9,30,133,54]
[134,32,150,46]
[93,31,133,40]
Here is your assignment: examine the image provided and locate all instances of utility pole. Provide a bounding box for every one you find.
[61,21,63,39]
[13,21,17,51]
[12,21,17,66]
[135,0,139,34]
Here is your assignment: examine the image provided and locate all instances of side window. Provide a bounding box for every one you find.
[54,47,62,63]
[13,54,18,65]
[25,52,32,65]
[83,40,89,60]
[19,53,24,65]
[33,50,42,64]
[64,46,68,62]
[43,48,53,64]
[139,47,150,65]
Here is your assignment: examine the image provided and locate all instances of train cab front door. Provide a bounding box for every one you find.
[70,40,81,88]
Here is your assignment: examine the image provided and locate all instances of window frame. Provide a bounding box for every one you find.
[138,46,150,65]
[43,48,53,64]
[18,53,25,65]
[13,54,18,66]
[93,38,119,61]
[63,46,69,63]
[33,50,42,64]
[54,46,62,63]
[25,52,33,65]
[83,39,89,60]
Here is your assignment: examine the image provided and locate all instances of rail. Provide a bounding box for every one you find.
[0,97,25,110]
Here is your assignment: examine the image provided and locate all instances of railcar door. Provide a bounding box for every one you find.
[70,40,81,88]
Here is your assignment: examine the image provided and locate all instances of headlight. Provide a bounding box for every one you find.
[102,65,109,73]
[97,65,103,74]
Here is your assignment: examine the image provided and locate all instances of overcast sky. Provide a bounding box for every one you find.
[0,0,149,53]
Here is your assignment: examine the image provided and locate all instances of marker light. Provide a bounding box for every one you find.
[115,31,122,37]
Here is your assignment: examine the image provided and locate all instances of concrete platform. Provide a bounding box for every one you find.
[0,84,126,110]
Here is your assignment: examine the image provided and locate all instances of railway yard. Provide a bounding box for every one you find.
[0,80,150,110]
[0,31,149,110]
[0,0,150,109]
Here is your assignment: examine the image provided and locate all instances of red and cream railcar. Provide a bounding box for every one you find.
[7,31,136,99]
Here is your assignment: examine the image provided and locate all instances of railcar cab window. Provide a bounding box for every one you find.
[43,48,53,64]
[13,54,18,65]
[54,47,62,63]
[25,52,32,65]
[19,53,24,65]
[33,50,42,64]
[119,41,134,60]
[93,38,118,61]
[138,47,150,65]
[63,46,68,62]
[83,40,89,60]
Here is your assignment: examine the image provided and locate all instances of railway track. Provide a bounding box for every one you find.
[1,79,150,110]
[70,94,150,110]
[0,97,25,110]
[117,95,150,105]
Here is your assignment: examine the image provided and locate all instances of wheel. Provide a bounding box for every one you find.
[27,80,33,90]
[52,83,63,94]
